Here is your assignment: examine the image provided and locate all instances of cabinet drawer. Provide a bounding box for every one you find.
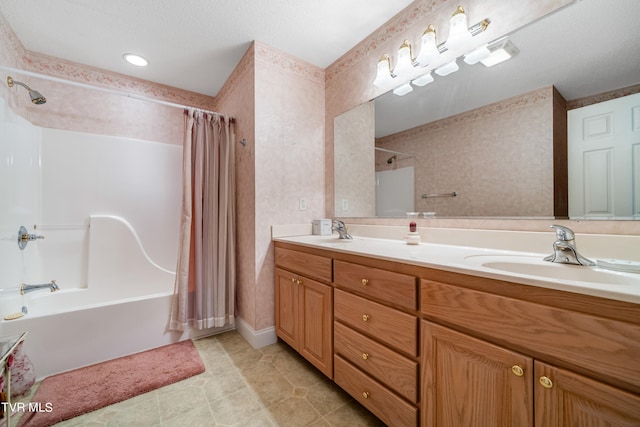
[335,289,418,356]
[334,260,417,310]
[334,322,417,403]
[275,247,332,283]
[334,355,418,427]
[421,279,640,392]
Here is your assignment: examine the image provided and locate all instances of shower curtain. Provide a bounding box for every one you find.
[170,109,236,331]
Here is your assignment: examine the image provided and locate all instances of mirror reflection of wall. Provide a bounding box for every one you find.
[375,86,558,218]
[334,101,375,217]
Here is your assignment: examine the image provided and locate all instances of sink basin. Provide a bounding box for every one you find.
[313,237,354,244]
[464,255,640,286]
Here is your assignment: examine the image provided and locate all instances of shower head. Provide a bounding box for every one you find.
[7,76,46,104]
[387,155,396,164]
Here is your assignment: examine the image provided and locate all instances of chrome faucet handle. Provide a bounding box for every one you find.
[544,225,594,266]
[549,225,574,243]
[331,219,353,239]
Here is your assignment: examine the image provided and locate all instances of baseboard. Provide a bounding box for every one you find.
[235,316,277,349]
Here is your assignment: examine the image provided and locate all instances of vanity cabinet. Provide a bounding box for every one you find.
[274,240,640,426]
[422,321,534,426]
[333,260,419,427]
[274,247,333,377]
[420,277,640,426]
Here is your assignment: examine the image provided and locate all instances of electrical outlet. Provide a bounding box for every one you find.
[299,198,307,211]
[342,199,349,211]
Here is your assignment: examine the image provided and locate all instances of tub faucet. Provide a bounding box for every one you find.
[332,219,353,239]
[20,280,60,295]
[543,225,595,266]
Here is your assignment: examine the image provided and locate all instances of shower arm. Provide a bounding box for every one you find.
[7,76,47,104]
[7,76,30,91]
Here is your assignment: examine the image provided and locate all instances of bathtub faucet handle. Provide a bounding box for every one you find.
[17,225,44,250]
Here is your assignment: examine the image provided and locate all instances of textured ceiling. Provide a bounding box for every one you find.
[0,0,414,96]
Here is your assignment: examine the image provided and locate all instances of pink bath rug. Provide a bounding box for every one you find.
[17,339,205,427]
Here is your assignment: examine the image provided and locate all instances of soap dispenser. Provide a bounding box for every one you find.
[405,220,421,245]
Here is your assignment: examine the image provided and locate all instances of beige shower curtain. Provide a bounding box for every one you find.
[170,109,236,331]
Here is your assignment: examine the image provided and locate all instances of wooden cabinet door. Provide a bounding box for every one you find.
[299,276,333,378]
[422,321,533,427]
[275,268,299,349]
[535,361,640,426]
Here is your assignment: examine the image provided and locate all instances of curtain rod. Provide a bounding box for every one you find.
[0,65,232,120]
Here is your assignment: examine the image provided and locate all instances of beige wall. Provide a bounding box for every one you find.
[375,86,554,217]
[216,42,326,332]
[334,101,375,217]
[214,44,258,331]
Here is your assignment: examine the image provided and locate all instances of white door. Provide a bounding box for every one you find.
[568,92,640,219]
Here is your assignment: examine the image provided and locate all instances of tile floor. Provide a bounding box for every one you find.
[15,330,386,426]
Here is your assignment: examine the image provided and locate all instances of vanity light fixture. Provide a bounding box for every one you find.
[373,5,491,95]
[463,44,491,65]
[412,71,434,87]
[434,60,459,77]
[480,38,519,67]
[445,6,474,51]
[415,25,439,67]
[123,53,149,67]
[373,54,395,87]
[394,40,416,76]
[393,82,414,96]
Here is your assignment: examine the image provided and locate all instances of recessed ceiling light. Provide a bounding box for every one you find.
[123,53,149,67]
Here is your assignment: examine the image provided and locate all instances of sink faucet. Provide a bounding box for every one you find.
[543,225,594,266]
[20,280,60,295]
[332,219,353,240]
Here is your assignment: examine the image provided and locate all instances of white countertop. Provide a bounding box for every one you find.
[273,234,640,305]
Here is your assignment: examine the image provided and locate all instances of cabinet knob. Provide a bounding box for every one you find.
[362,391,370,399]
[511,365,524,377]
[539,376,553,389]
[297,279,303,285]
[362,314,370,322]
[291,277,296,283]
[362,353,369,360]
[361,278,369,286]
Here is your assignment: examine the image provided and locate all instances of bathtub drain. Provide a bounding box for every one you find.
[4,312,24,321]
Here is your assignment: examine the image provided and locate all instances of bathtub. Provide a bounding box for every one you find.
[0,215,223,380]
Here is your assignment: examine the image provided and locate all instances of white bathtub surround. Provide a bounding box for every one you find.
[0,216,230,380]
[170,110,237,332]
[1,107,232,380]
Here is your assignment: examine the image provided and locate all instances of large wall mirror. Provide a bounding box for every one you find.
[334,0,640,220]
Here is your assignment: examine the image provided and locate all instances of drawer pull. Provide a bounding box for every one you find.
[362,353,369,360]
[362,314,370,322]
[362,391,370,399]
[539,376,553,389]
[361,278,369,286]
[511,365,524,377]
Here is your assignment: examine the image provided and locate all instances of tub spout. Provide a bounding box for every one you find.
[20,280,60,295]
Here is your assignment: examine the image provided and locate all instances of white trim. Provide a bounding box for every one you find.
[235,316,277,348]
